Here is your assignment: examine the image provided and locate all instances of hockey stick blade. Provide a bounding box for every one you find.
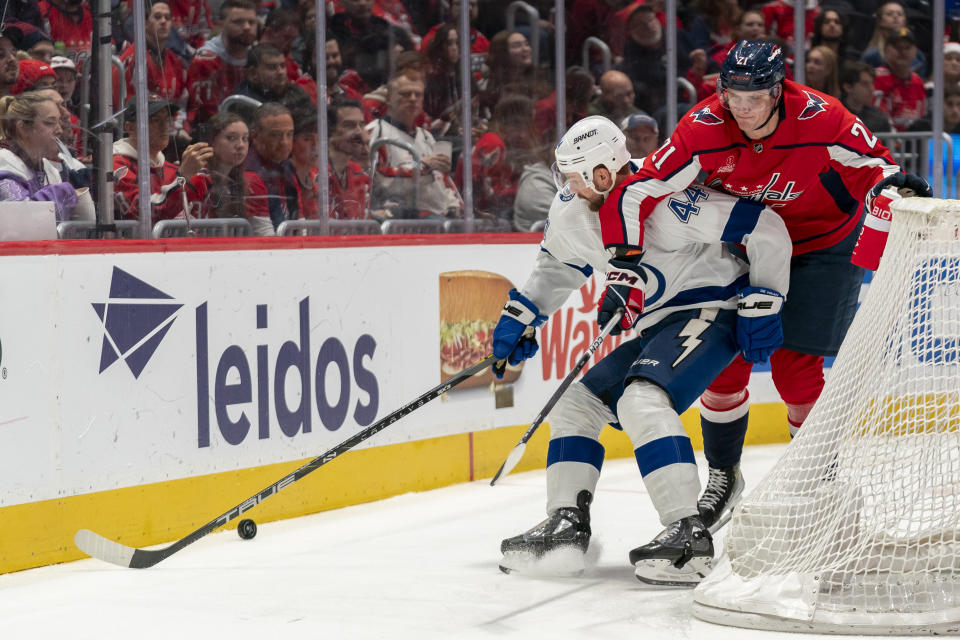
[489,310,623,485]
[75,353,497,569]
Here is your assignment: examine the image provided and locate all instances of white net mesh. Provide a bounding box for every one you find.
[693,198,960,635]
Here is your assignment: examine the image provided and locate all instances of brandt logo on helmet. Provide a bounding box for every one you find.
[572,129,598,145]
[92,266,183,378]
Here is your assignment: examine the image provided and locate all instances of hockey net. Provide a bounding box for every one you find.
[693,197,960,635]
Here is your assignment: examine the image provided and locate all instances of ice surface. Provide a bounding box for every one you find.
[0,443,920,639]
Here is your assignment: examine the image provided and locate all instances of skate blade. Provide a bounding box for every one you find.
[499,546,586,577]
[633,556,712,587]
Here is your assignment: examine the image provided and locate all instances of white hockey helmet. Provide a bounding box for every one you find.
[553,115,630,197]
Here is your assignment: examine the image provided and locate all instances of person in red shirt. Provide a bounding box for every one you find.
[259,7,306,82]
[186,0,258,128]
[421,0,488,76]
[166,0,214,50]
[463,93,535,219]
[326,98,381,220]
[322,36,366,103]
[596,40,927,527]
[761,0,819,49]
[113,97,212,225]
[873,27,927,132]
[114,2,187,113]
[185,111,275,234]
[38,0,92,57]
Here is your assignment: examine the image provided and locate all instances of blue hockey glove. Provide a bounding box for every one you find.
[736,286,785,363]
[597,259,647,336]
[491,289,547,378]
[869,172,932,201]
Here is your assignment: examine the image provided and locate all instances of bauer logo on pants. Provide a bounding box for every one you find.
[92,266,183,378]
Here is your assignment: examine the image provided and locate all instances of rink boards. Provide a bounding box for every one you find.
[0,235,789,574]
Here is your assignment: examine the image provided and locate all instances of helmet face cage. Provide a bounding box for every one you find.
[717,40,786,107]
[553,116,630,196]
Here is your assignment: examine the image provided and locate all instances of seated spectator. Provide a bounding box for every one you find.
[533,66,595,146]
[812,8,854,61]
[186,111,274,234]
[361,50,428,124]
[37,0,92,57]
[290,1,317,76]
[259,8,305,81]
[0,91,82,221]
[621,111,659,158]
[805,44,841,98]
[327,98,383,220]
[229,44,313,121]
[709,9,765,67]
[167,0,214,49]
[907,84,960,134]
[873,27,926,131]
[290,113,320,218]
[423,23,462,126]
[762,0,819,49]
[330,0,420,42]
[618,5,696,117]
[0,28,18,97]
[1,1,42,29]
[12,59,55,95]
[48,57,81,153]
[14,22,54,62]
[244,101,300,228]
[36,87,89,185]
[367,68,461,218]
[329,0,413,90]
[186,0,258,128]
[588,69,638,124]
[479,30,549,112]
[840,60,891,133]
[512,142,555,232]
[465,94,536,220]
[422,0,488,78]
[861,1,926,77]
[321,34,366,104]
[936,42,960,90]
[113,97,210,224]
[114,1,187,114]
[687,0,741,52]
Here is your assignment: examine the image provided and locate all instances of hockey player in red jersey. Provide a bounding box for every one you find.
[597,40,931,531]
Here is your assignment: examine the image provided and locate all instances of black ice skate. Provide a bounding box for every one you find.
[499,490,592,575]
[629,515,713,586]
[697,463,744,533]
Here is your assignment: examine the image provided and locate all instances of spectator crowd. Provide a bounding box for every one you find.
[0,0,952,235]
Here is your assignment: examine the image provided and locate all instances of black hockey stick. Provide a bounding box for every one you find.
[75,353,497,569]
[489,309,623,486]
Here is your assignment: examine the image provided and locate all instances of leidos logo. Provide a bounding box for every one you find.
[94,266,380,447]
[92,267,182,378]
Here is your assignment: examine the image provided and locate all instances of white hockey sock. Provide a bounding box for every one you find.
[617,381,699,526]
[544,382,614,514]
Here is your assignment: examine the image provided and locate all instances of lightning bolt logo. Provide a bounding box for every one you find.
[673,318,710,367]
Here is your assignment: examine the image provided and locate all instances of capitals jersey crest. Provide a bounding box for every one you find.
[798,91,828,120]
[691,106,724,125]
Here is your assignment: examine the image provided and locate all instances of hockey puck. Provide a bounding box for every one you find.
[237,518,257,540]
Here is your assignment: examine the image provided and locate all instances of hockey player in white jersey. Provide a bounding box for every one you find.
[494,116,791,585]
